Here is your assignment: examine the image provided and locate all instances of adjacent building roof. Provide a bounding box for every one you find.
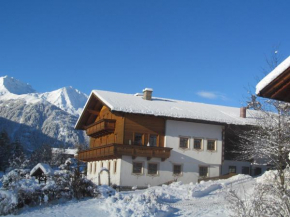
[51,148,78,156]
[75,90,260,129]
[256,56,290,102]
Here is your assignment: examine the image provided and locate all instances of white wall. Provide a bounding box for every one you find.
[86,159,122,186]
[120,156,168,187]
[164,120,223,183]
[118,120,224,187]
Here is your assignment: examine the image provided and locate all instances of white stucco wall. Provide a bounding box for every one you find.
[118,120,224,187]
[120,156,167,187]
[164,120,223,183]
[86,159,122,186]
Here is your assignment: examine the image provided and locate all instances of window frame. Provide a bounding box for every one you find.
[254,167,262,176]
[132,162,143,175]
[193,138,203,151]
[242,166,250,175]
[179,137,190,149]
[228,166,236,173]
[134,133,144,146]
[199,166,209,177]
[207,139,217,151]
[147,163,159,176]
[173,164,183,176]
[148,134,158,147]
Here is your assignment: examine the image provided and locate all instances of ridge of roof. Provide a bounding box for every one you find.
[82,89,258,126]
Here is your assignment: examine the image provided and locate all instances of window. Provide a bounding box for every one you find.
[149,135,157,147]
[132,162,143,174]
[242,166,250,174]
[173,164,182,175]
[95,162,97,174]
[179,137,189,149]
[207,140,216,151]
[229,166,236,173]
[101,162,103,168]
[194,138,202,150]
[114,161,117,173]
[134,133,143,145]
[254,167,262,176]
[108,162,111,172]
[199,166,208,177]
[88,163,91,174]
[148,163,158,175]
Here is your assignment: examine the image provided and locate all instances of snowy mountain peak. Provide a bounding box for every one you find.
[41,86,88,117]
[0,75,36,95]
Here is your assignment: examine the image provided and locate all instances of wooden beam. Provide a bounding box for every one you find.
[87,109,100,116]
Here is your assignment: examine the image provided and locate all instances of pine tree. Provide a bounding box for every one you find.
[0,131,11,172]
[8,139,28,169]
[29,143,52,166]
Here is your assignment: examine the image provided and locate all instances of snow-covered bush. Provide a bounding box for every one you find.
[0,167,99,214]
[0,190,17,215]
[1,169,30,189]
[227,168,290,217]
[71,163,99,199]
[48,170,72,200]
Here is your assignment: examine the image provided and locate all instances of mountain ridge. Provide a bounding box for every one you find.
[0,76,89,151]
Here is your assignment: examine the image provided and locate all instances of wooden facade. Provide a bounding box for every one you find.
[77,95,172,162]
[78,143,171,162]
[124,114,165,147]
[88,106,125,148]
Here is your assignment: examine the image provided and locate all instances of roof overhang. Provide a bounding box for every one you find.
[256,56,290,102]
[75,92,109,130]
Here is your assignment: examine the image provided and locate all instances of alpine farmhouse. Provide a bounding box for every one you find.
[75,88,264,188]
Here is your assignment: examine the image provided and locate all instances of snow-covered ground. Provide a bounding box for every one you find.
[5,174,255,217]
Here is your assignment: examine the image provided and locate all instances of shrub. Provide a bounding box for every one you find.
[0,190,17,215]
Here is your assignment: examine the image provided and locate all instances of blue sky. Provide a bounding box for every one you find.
[1,0,290,107]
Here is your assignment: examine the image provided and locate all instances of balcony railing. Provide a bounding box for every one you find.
[78,144,172,162]
[85,119,116,138]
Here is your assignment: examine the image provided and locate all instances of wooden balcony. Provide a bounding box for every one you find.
[85,119,116,138]
[78,143,172,162]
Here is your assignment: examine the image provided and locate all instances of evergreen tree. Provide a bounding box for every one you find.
[29,143,52,166]
[8,139,28,169]
[0,131,11,172]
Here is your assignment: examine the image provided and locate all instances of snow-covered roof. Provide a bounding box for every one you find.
[76,90,260,127]
[30,163,54,176]
[51,148,78,156]
[256,56,290,95]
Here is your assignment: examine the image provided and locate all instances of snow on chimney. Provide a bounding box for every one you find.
[143,88,153,100]
[240,107,246,118]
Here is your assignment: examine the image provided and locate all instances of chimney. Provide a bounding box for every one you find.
[143,88,153,100]
[240,107,246,118]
